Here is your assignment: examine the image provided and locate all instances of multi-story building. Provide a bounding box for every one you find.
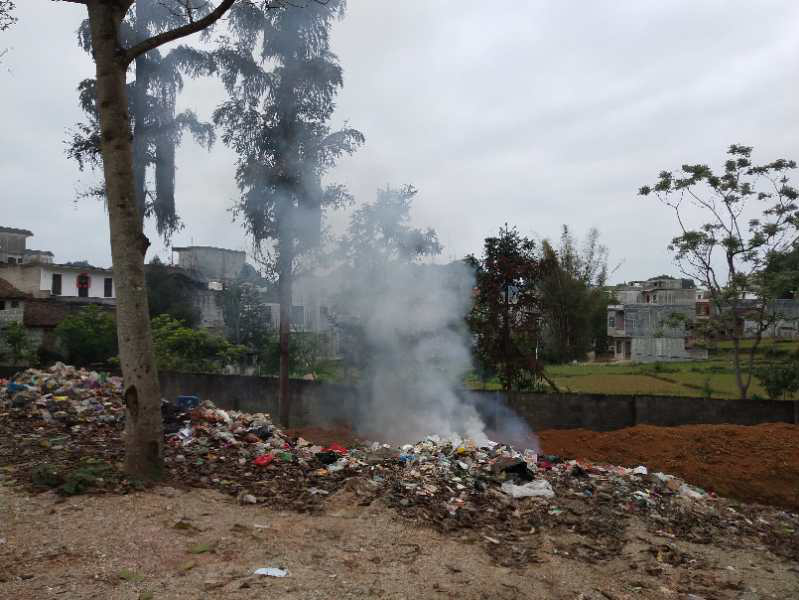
[607,276,708,362]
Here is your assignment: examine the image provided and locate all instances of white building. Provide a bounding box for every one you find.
[0,262,115,302]
[0,226,115,303]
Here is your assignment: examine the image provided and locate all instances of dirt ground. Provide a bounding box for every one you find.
[537,423,799,511]
[2,484,798,600]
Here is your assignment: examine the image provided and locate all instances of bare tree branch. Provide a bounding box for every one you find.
[123,0,235,66]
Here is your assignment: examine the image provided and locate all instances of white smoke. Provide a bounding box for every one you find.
[330,258,491,445]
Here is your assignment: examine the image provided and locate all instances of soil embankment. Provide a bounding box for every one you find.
[539,422,799,510]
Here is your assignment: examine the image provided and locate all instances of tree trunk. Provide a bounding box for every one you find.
[277,229,293,427]
[131,4,149,222]
[87,1,164,480]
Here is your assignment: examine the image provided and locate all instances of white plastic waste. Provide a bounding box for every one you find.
[632,465,648,476]
[678,484,706,500]
[254,567,289,577]
[501,480,555,499]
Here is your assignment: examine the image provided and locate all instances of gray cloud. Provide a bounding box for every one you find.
[2,1,799,282]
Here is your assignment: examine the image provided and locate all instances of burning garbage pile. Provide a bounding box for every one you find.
[2,364,798,568]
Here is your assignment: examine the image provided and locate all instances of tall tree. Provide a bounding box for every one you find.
[640,144,799,399]
[334,184,442,376]
[467,225,556,392]
[56,0,238,479]
[0,0,16,62]
[68,1,216,239]
[0,0,15,31]
[213,0,363,425]
[539,226,612,363]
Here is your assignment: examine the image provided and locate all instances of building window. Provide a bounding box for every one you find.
[77,273,90,298]
[52,273,62,296]
[7,257,16,264]
[10,300,19,308]
[291,305,305,329]
[0,301,5,310]
[608,316,615,328]
[104,278,113,298]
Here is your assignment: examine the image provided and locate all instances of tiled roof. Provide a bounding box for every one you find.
[0,278,31,299]
[23,300,115,328]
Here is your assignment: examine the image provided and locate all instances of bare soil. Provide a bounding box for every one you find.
[537,423,799,511]
[2,484,798,600]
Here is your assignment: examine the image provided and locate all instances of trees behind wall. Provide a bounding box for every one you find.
[640,144,799,400]
[538,226,613,363]
[333,184,443,380]
[145,257,202,326]
[0,322,33,366]
[56,305,118,367]
[213,0,363,426]
[467,225,557,392]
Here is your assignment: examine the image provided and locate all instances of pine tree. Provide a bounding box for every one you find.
[67,0,217,239]
[213,0,363,424]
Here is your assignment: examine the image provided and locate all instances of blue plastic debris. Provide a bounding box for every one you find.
[175,395,200,411]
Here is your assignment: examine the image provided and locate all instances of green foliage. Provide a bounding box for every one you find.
[55,305,118,366]
[467,225,545,391]
[0,1,16,32]
[214,0,363,253]
[145,257,202,326]
[337,185,442,268]
[753,350,799,400]
[222,281,273,347]
[69,3,217,238]
[257,331,330,378]
[0,321,34,365]
[32,458,116,496]
[640,144,799,399]
[537,227,613,363]
[151,314,246,373]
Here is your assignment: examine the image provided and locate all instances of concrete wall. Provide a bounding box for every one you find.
[0,232,28,263]
[631,336,708,362]
[157,371,799,432]
[175,247,245,282]
[0,300,24,325]
[193,289,225,333]
[0,265,43,297]
[158,371,360,427]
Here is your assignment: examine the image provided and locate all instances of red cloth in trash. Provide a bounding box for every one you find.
[322,442,348,455]
[253,454,275,466]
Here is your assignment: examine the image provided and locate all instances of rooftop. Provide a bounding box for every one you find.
[0,278,30,299]
[0,226,33,237]
[172,246,246,255]
[23,300,114,328]
[0,262,112,273]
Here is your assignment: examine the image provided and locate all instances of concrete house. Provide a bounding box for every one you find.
[0,227,115,304]
[0,226,117,361]
[0,278,29,326]
[607,276,708,362]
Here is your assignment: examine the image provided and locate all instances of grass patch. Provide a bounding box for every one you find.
[464,345,781,398]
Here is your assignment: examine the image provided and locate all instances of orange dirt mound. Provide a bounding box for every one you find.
[539,423,799,511]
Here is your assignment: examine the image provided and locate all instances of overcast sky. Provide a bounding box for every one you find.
[2,1,799,283]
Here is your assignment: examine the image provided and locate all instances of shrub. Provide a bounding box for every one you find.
[55,305,118,366]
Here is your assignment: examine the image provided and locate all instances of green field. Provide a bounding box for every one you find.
[467,339,799,400]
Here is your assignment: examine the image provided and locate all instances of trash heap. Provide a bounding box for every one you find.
[2,364,798,569]
[0,363,125,426]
